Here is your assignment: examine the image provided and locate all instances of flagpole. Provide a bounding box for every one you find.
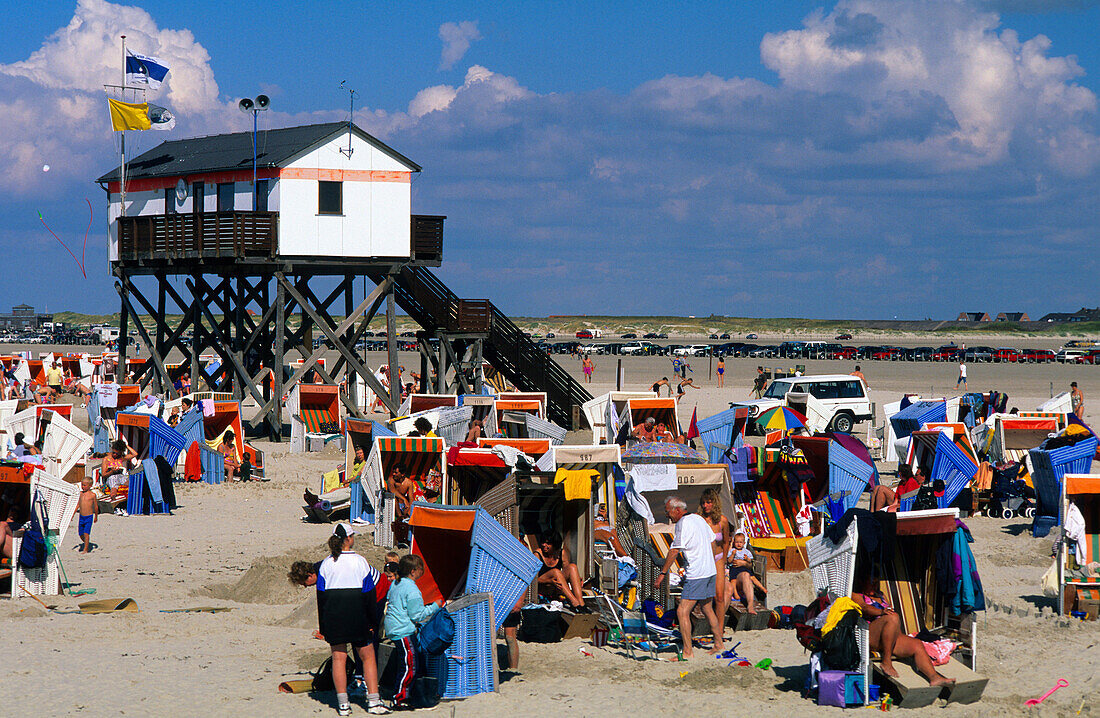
[120,35,127,217]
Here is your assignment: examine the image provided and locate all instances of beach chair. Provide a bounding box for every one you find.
[696,406,748,464]
[410,502,541,637]
[397,393,458,417]
[890,401,947,444]
[448,447,510,506]
[552,444,622,528]
[11,469,80,598]
[424,592,498,699]
[900,431,978,511]
[990,415,1058,465]
[459,394,497,437]
[288,384,342,453]
[39,410,92,482]
[806,519,872,705]
[524,413,568,445]
[363,436,448,547]
[828,439,875,514]
[1059,474,1100,616]
[1030,438,1098,537]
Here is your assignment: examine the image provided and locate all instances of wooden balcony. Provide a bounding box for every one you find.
[450,299,491,332]
[411,214,445,265]
[118,211,277,261]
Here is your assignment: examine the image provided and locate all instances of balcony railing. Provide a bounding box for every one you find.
[411,214,445,265]
[118,211,277,261]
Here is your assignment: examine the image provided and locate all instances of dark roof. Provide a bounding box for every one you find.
[97,121,420,183]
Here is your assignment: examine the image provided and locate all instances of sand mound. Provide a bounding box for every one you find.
[274,596,318,629]
[195,548,320,605]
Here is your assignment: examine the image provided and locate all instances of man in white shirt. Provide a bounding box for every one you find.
[957,361,967,390]
[655,495,726,658]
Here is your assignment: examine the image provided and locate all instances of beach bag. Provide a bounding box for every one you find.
[913,484,939,511]
[820,611,860,671]
[794,595,830,652]
[17,504,47,570]
[1041,559,1059,597]
[817,670,864,707]
[417,606,455,656]
[518,607,564,643]
[310,655,358,693]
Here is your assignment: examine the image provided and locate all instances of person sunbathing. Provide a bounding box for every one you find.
[387,462,420,518]
[633,417,658,442]
[853,578,955,688]
[219,429,241,480]
[102,439,137,501]
[870,465,921,511]
[534,532,586,611]
[465,419,483,443]
[1,508,20,561]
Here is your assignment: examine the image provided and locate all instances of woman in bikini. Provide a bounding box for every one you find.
[852,578,955,688]
[535,532,585,611]
[699,488,731,616]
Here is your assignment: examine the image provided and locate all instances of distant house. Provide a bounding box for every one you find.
[957,312,990,322]
[995,312,1029,322]
[1039,307,1100,323]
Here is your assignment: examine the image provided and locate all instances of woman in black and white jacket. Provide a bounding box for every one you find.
[317,523,389,716]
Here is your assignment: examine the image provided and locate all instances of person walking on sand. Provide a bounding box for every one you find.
[582,354,595,384]
[716,356,725,387]
[656,496,725,659]
[1071,382,1084,416]
[751,367,766,398]
[957,361,967,391]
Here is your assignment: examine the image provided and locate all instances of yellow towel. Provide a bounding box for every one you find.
[322,468,342,493]
[206,427,239,460]
[554,468,598,501]
[821,596,861,636]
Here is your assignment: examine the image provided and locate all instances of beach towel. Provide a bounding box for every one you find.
[554,468,598,501]
[1066,502,1087,565]
[624,480,656,525]
[629,464,676,492]
[98,384,119,408]
[185,442,202,482]
[201,399,215,417]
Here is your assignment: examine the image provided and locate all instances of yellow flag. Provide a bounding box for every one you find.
[108,98,151,131]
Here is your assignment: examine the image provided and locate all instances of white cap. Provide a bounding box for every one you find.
[333,522,357,538]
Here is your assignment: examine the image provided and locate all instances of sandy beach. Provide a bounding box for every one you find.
[1,342,1097,717]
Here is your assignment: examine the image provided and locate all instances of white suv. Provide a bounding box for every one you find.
[735,374,873,434]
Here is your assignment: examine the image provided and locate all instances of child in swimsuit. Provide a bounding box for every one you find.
[728,532,767,612]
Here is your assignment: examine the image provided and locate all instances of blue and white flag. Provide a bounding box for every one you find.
[125,52,170,89]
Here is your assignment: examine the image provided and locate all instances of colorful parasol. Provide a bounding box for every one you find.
[756,406,808,434]
[621,441,707,465]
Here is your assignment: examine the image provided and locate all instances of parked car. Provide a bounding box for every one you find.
[932,346,961,362]
[545,332,555,338]
[720,333,731,340]
[619,342,648,356]
[835,332,853,340]
[1022,348,1055,363]
[906,346,934,362]
[834,346,858,360]
[964,346,994,363]
[734,374,873,434]
[745,333,758,339]
[642,332,659,339]
[620,333,637,339]
[657,333,668,339]
[575,330,593,339]
[992,348,1023,363]
[1083,349,1100,365]
[579,343,603,354]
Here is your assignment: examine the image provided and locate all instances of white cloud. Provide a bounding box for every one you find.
[438,21,482,71]
[759,0,1099,172]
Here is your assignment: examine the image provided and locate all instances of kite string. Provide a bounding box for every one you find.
[38,209,87,279]
[83,199,92,278]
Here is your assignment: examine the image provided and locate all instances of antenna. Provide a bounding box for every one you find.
[339,80,356,159]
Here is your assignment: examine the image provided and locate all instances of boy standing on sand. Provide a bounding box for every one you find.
[75,477,98,553]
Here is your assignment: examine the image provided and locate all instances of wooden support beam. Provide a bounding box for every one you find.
[271,277,286,441]
[278,274,397,417]
[186,278,269,412]
[386,283,399,407]
[114,281,174,397]
[124,278,186,399]
[441,338,472,394]
[316,277,391,381]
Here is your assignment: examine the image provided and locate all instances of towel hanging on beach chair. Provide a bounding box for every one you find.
[554,468,598,501]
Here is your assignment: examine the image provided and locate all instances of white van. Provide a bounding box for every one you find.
[735,374,873,434]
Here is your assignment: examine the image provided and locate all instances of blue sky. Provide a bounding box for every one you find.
[0,0,1098,319]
